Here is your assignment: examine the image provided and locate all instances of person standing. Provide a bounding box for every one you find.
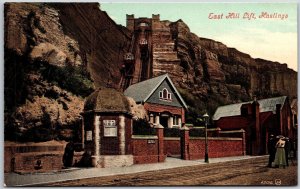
[63,141,75,168]
[274,136,287,168]
[267,134,276,167]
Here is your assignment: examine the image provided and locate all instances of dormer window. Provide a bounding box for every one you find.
[159,88,172,101]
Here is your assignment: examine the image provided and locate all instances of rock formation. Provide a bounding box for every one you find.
[4,3,130,141]
[158,20,297,120]
[5,3,297,141]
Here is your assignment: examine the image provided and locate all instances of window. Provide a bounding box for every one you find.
[159,88,172,101]
[163,89,168,99]
[103,120,117,137]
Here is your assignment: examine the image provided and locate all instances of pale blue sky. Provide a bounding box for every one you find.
[101,3,297,71]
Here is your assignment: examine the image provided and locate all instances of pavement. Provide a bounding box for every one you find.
[4,155,266,186]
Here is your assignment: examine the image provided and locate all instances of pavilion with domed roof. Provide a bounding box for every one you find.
[81,87,134,168]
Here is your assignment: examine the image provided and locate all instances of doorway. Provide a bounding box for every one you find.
[160,116,169,128]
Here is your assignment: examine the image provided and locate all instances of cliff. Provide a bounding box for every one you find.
[4,3,131,141]
[168,20,297,120]
[5,3,297,141]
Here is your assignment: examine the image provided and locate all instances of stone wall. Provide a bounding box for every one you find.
[4,142,83,173]
[99,155,134,168]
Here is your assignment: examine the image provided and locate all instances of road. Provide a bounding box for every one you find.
[42,156,297,186]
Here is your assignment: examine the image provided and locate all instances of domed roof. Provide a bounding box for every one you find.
[84,88,131,114]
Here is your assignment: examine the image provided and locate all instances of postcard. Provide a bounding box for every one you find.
[4,1,297,186]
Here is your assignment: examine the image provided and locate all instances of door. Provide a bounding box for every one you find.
[160,116,169,128]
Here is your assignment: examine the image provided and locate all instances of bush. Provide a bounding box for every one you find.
[40,64,94,97]
[132,119,156,135]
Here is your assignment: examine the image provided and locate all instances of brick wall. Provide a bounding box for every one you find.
[125,116,133,154]
[164,137,181,156]
[189,137,244,160]
[131,135,166,164]
[100,115,120,155]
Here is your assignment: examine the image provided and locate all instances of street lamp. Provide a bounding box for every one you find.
[203,113,209,163]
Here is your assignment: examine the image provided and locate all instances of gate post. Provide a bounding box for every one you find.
[180,124,190,160]
[155,124,165,162]
[241,129,246,155]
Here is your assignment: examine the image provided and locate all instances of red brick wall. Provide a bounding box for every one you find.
[131,137,166,164]
[125,116,133,154]
[100,115,120,155]
[164,137,243,159]
[189,138,243,160]
[164,138,181,156]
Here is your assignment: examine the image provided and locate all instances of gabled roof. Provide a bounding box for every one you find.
[124,74,188,109]
[213,96,287,121]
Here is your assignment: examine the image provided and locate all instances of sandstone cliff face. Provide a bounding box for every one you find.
[4,3,131,141]
[156,20,297,119]
[51,3,131,87]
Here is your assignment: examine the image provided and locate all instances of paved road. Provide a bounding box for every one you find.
[41,156,298,186]
[4,155,258,186]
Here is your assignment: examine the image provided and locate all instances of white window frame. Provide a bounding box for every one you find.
[159,88,172,101]
[159,91,163,98]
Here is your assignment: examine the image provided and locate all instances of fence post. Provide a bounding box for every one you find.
[216,127,221,137]
[241,129,246,155]
[180,124,190,160]
[155,124,164,162]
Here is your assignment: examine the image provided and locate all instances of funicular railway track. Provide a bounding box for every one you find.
[119,21,152,91]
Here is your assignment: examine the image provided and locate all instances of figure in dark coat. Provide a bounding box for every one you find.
[284,137,291,166]
[76,150,93,167]
[267,134,276,167]
[63,141,75,168]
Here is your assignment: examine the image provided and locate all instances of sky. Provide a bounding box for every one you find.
[100,3,298,71]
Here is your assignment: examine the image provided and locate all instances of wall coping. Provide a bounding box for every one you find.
[10,151,63,156]
[164,137,180,141]
[190,137,243,141]
[4,142,66,147]
[219,129,245,133]
[99,154,134,158]
[132,135,158,139]
[189,127,219,131]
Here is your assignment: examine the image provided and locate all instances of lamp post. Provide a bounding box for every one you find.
[203,113,209,163]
